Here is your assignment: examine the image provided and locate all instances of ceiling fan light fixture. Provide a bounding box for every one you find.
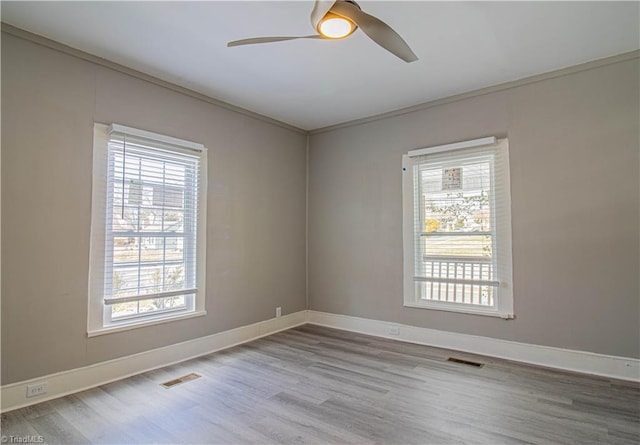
[318,13,356,39]
[228,0,417,63]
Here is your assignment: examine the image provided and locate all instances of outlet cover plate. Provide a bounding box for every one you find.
[26,382,48,398]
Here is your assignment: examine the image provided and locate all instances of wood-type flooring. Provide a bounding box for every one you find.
[2,325,638,444]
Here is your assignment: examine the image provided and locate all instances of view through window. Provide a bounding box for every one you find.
[403,138,513,317]
[88,124,207,334]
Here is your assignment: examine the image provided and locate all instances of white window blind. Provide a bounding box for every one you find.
[88,124,207,334]
[403,138,513,318]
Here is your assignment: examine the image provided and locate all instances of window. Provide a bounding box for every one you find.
[402,137,513,318]
[88,124,207,335]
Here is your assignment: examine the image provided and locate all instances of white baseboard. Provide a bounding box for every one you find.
[307,310,640,382]
[3,309,638,413]
[1,310,307,413]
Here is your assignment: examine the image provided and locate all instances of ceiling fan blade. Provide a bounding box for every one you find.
[330,1,418,63]
[310,0,337,30]
[228,35,323,47]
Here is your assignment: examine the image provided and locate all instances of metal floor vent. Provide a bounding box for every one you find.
[161,372,201,388]
[447,357,484,368]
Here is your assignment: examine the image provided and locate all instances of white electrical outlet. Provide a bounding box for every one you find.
[26,382,48,398]
[276,307,282,318]
[388,326,400,335]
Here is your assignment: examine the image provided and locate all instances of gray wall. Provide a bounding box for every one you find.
[1,33,308,384]
[308,57,640,358]
[2,30,639,389]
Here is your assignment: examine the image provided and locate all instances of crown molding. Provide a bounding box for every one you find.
[309,49,640,135]
[3,22,637,136]
[1,23,307,135]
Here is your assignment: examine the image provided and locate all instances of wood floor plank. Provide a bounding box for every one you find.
[2,325,638,444]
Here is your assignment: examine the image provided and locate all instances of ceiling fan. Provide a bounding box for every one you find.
[227,0,418,63]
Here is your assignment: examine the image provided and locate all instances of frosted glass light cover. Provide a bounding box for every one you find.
[319,17,354,38]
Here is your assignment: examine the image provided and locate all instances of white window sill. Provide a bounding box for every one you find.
[87,310,207,337]
[404,302,514,319]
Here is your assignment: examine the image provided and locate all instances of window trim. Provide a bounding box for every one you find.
[87,123,208,336]
[402,137,514,319]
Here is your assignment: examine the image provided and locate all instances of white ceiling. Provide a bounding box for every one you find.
[2,1,639,131]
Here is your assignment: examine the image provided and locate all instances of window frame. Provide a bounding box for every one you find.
[402,137,514,319]
[87,123,207,336]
